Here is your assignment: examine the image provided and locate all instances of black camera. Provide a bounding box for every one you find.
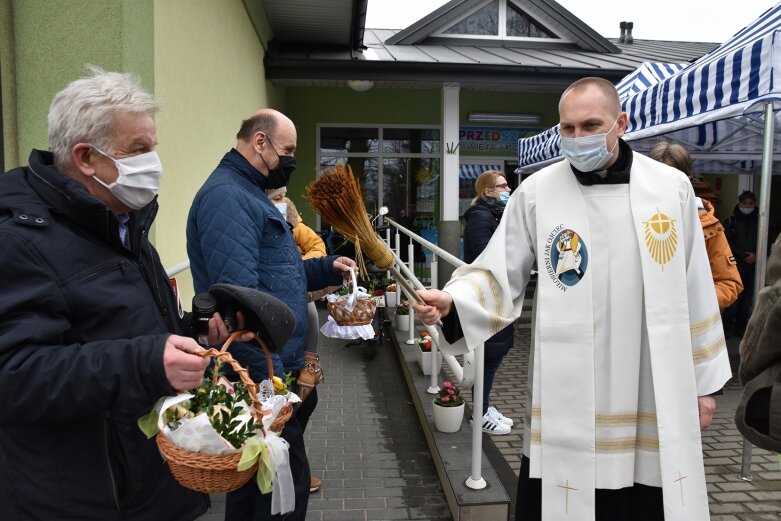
[191,292,217,337]
[192,291,239,338]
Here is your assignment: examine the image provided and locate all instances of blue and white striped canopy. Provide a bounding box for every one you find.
[517,1,781,175]
[459,164,501,181]
[623,1,781,139]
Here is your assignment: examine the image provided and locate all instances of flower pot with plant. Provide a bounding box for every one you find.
[394,299,410,331]
[415,330,441,375]
[384,279,398,308]
[432,380,465,433]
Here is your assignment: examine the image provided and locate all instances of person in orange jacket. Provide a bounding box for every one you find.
[285,197,327,260]
[649,142,743,309]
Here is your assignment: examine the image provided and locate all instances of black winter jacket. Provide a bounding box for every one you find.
[462,198,514,358]
[0,150,208,520]
[724,205,759,266]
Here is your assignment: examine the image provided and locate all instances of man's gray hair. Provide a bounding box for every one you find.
[47,65,159,170]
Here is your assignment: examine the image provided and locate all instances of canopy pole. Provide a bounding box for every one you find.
[738,101,775,481]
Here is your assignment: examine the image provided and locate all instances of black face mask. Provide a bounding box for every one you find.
[266,155,296,189]
[262,136,296,189]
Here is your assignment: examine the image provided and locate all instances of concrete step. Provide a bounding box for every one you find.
[387,320,512,521]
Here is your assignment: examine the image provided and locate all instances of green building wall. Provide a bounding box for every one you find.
[1,0,280,304]
[152,0,282,302]
[3,0,154,168]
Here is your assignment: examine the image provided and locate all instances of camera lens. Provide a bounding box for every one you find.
[192,292,217,336]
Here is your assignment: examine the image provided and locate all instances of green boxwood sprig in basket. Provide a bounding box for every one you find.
[138,332,300,515]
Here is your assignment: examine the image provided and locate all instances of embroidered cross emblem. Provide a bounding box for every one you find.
[648,211,672,234]
[557,480,578,514]
[643,208,678,268]
[674,470,688,506]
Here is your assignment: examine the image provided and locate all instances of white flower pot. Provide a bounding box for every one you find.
[395,314,410,331]
[385,289,398,308]
[432,402,465,433]
[415,347,442,376]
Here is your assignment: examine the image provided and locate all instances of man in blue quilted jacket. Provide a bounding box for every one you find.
[187,108,354,520]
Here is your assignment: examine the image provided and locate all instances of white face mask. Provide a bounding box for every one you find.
[560,118,619,172]
[739,206,755,215]
[91,146,163,210]
[275,202,288,217]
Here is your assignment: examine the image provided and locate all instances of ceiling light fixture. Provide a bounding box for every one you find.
[347,80,374,92]
[468,112,542,125]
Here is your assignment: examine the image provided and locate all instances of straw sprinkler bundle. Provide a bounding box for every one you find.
[305,164,393,277]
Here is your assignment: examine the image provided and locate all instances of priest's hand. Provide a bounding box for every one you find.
[413,289,453,325]
[698,395,717,430]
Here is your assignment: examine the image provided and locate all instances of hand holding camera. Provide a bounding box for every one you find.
[192,291,253,346]
[192,284,296,353]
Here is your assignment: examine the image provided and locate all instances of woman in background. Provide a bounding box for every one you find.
[462,170,515,435]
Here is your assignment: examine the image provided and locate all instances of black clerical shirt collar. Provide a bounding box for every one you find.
[570,139,633,185]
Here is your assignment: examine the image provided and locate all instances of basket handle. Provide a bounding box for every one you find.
[346,267,358,309]
[196,330,275,421]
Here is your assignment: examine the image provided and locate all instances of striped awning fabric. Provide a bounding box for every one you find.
[518,2,781,175]
[623,2,781,139]
[616,62,687,100]
[459,164,501,181]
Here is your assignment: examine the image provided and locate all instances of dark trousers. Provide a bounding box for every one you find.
[725,262,756,334]
[295,384,318,433]
[516,456,664,521]
[481,353,505,414]
[225,415,310,521]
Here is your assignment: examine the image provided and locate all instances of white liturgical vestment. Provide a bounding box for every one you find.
[442,153,731,521]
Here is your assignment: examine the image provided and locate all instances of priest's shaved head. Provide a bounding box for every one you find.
[559,76,621,116]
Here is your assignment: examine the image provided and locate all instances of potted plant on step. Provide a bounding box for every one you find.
[415,330,441,376]
[384,279,398,307]
[394,299,410,331]
[432,380,465,433]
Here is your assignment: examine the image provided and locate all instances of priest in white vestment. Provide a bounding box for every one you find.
[413,77,731,521]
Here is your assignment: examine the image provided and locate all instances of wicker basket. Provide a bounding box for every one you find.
[326,267,377,326]
[156,332,292,494]
[327,297,377,326]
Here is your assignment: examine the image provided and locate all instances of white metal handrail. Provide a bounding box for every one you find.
[383,216,488,491]
[166,260,191,278]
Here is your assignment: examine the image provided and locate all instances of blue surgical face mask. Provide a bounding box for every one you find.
[560,118,619,172]
[499,192,511,206]
[274,202,287,217]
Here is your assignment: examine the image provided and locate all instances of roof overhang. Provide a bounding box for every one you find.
[254,0,368,51]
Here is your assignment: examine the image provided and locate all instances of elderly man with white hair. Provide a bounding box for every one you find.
[0,67,228,520]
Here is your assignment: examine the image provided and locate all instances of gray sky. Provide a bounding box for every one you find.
[366,0,775,43]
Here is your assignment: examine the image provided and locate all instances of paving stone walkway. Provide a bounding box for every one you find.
[459,324,781,521]
[199,314,779,521]
[198,309,452,521]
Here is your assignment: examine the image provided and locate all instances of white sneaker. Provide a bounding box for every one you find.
[469,412,511,435]
[488,406,514,427]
